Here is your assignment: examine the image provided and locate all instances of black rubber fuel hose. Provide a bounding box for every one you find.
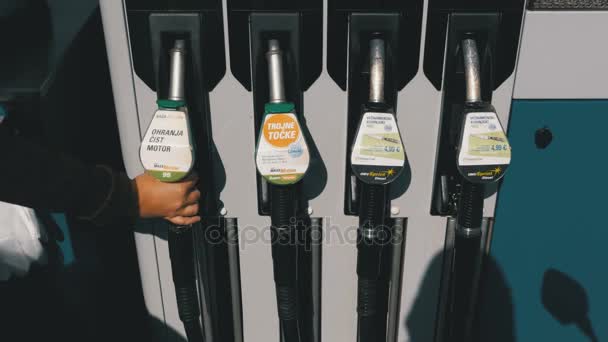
[270,184,300,342]
[168,225,205,342]
[357,183,387,342]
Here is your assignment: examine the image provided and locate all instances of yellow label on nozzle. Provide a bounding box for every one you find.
[458,112,511,167]
[351,112,406,184]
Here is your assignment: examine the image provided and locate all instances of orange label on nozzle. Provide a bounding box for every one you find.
[263,113,300,148]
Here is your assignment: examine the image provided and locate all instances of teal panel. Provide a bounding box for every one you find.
[477,100,608,342]
[51,213,75,265]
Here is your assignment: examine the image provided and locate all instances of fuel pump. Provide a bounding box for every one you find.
[350,38,406,342]
[255,39,311,342]
[140,40,204,342]
[443,37,511,342]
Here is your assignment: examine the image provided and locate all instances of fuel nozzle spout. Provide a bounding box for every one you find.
[369,38,385,104]
[266,39,286,103]
[461,38,481,104]
[168,39,187,102]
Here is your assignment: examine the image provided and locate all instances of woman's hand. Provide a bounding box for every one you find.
[133,172,201,225]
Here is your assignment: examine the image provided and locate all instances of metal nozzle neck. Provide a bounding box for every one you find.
[266,39,286,103]
[168,39,187,102]
[369,38,385,104]
[462,38,481,104]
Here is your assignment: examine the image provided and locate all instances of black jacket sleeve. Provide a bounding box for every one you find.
[0,124,138,226]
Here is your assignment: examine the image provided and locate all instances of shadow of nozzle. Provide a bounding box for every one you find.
[541,268,598,342]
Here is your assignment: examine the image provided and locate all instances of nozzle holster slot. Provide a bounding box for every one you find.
[126,7,232,341]
[430,13,500,216]
[249,13,304,215]
[343,13,400,216]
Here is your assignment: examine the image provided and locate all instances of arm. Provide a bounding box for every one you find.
[0,124,137,226]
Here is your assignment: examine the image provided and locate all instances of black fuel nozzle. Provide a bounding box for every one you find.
[262,39,302,342]
[353,37,398,342]
[456,37,486,233]
[455,37,511,186]
[356,37,389,272]
[444,36,511,342]
[163,39,204,342]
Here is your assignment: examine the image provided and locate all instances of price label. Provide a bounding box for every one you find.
[351,112,406,185]
[457,111,511,183]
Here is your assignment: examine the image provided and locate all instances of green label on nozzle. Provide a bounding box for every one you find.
[255,105,310,185]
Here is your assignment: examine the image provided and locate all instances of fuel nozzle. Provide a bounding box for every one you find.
[256,37,310,186]
[443,37,512,341]
[441,37,488,342]
[456,37,488,228]
[256,38,310,342]
[455,36,511,184]
[139,38,202,342]
[351,36,405,186]
[351,36,405,342]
